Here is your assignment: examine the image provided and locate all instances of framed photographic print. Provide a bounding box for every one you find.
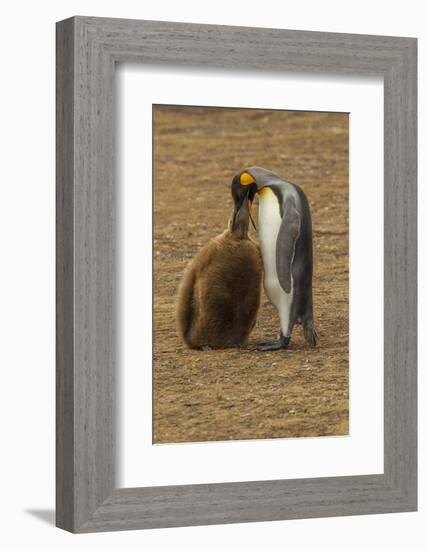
[56,16,417,532]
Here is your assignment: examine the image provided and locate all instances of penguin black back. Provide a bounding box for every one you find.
[289,182,317,346]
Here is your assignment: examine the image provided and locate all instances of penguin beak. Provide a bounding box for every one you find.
[232,191,255,233]
[231,179,257,233]
[248,198,257,230]
[247,183,257,230]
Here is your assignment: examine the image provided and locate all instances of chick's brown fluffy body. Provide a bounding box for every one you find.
[176,229,262,349]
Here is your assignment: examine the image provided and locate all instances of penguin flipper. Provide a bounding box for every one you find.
[276,196,301,294]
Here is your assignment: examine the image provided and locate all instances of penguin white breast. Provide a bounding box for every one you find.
[257,186,295,336]
[258,188,282,295]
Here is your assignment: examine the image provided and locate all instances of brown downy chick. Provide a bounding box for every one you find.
[176,183,262,349]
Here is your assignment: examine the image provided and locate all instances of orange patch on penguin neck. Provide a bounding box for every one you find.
[258,186,273,197]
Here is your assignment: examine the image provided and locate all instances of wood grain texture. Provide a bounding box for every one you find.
[56,16,417,532]
[56,17,75,532]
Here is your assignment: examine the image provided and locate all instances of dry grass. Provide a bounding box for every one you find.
[153,106,349,443]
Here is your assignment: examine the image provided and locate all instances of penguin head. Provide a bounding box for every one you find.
[235,167,280,194]
[231,174,257,238]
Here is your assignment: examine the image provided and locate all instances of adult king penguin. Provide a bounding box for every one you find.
[232,166,318,351]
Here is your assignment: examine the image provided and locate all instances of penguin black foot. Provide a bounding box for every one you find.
[257,336,290,352]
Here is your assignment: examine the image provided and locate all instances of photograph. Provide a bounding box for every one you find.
[152,105,349,444]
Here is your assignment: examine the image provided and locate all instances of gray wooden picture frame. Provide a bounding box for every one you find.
[56,16,417,533]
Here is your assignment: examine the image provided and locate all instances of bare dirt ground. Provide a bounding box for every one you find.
[153,106,349,443]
